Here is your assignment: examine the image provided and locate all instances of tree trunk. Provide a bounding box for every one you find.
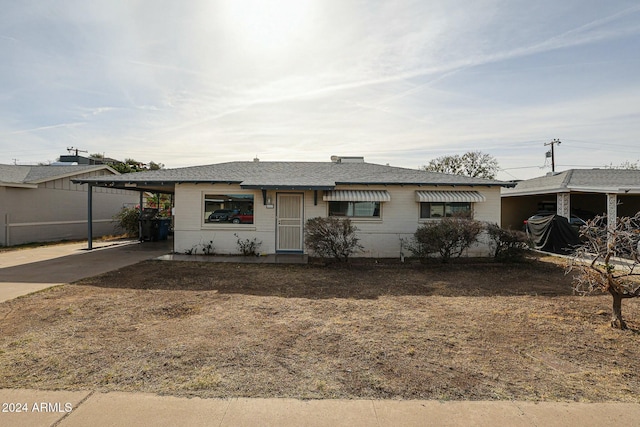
[610,291,627,330]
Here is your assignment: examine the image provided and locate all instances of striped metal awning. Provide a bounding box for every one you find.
[323,190,391,202]
[415,190,486,203]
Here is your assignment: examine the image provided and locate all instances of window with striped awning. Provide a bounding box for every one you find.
[415,190,486,203]
[323,190,391,202]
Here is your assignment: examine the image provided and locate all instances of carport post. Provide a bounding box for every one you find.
[139,191,144,241]
[556,192,570,219]
[87,183,93,250]
[607,193,618,246]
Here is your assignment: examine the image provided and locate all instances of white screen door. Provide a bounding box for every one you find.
[276,193,303,251]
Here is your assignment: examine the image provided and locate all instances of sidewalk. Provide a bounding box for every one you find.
[1,389,639,427]
[0,239,171,303]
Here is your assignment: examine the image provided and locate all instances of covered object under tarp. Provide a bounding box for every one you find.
[526,214,580,254]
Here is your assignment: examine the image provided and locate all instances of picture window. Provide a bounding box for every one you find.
[204,194,254,224]
[420,202,471,218]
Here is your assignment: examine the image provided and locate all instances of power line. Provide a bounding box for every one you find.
[500,166,545,170]
[558,164,620,168]
[498,169,521,180]
[561,139,640,150]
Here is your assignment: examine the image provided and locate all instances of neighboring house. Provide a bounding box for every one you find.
[0,164,138,246]
[58,154,120,165]
[74,156,513,257]
[501,169,640,230]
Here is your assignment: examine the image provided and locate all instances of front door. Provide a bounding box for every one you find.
[276,193,303,252]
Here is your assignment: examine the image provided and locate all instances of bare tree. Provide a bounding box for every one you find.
[422,151,499,179]
[568,213,640,329]
[604,160,639,170]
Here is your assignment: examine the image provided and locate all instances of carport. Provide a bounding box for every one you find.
[501,169,640,231]
[72,174,176,250]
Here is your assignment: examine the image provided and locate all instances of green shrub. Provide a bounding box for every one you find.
[408,216,483,263]
[113,206,140,237]
[305,217,363,262]
[486,223,530,261]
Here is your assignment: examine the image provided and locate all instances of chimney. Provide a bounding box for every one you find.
[330,156,364,163]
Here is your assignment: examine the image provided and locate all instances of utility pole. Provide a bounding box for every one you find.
[544,138,561,172]
[67,146,88,156]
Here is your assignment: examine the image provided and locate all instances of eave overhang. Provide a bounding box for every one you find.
[0,182,39,189]
[502,186,640,197]
[334,181,513,187]
[240,184,335,191]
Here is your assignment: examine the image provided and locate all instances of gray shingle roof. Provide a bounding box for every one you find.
[0,165,30,184]
[0,164,115,185]
[73,161,511,189]
[503,169,640,196]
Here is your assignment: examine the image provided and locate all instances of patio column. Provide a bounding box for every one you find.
[556,192,570,219]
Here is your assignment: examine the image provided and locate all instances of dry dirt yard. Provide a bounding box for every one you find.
[1,255,639,402]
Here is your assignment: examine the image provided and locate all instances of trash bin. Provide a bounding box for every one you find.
[140,220,153,241]
[139,208,159,241]
[155,218,171,241]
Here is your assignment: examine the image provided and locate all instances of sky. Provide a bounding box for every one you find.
[1,0,639,180]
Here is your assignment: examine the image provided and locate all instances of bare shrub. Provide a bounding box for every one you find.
[185,240,215,255]
[234,233,262,256]
[568,213,640,329]
[408,216,483,263]
[305,217,363,262]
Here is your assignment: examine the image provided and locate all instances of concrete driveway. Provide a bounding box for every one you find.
[0,240,172,303]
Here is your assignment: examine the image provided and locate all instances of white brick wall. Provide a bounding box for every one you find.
[173,183,502,257]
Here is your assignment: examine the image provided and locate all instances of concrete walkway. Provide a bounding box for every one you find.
[1,389,639,427]
[0,239,171,302]
[159,252,308,264]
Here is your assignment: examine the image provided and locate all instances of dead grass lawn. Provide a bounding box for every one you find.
[1,255,639,402]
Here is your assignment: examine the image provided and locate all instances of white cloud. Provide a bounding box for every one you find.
[0,0,638,180]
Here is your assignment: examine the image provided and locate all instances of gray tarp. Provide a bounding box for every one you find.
[527,214,580,254]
